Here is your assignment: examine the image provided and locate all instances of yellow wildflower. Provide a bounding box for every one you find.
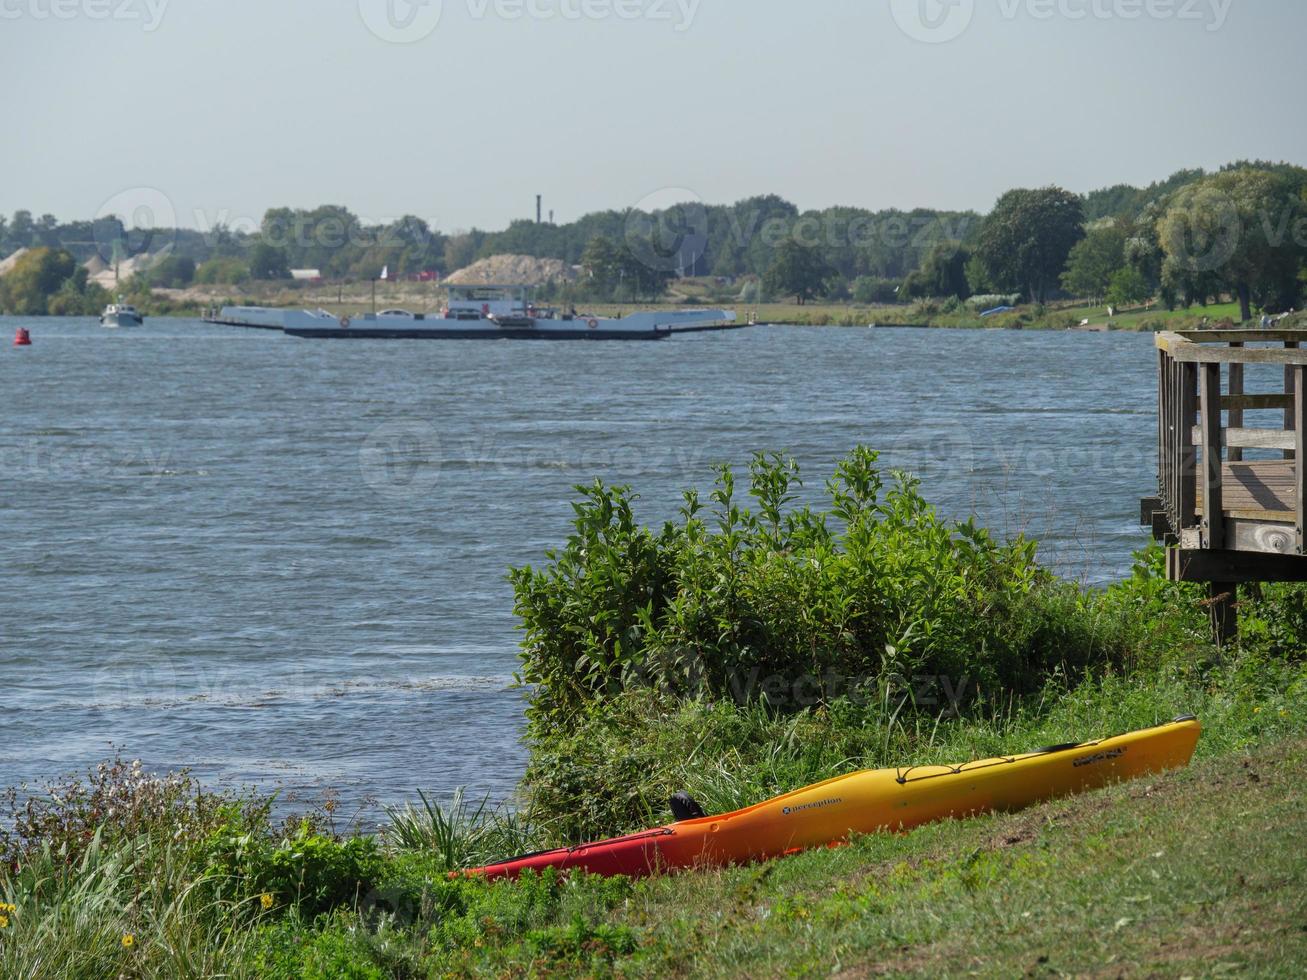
[122,934,135,949]
[260,893,274,911]
[0,914,9,929]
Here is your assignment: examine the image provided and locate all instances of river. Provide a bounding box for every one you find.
[0,318,1158,814]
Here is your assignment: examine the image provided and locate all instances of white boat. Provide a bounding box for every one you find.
[213,285,741,341]
[100,302,144,328]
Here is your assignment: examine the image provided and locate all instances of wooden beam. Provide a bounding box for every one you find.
[1168,548,1307,583]
[1173,329,1307,343]
[1228,342,1244,463]
[1191,427,1296,451]
[1168,345,1307,366]
[1200,393,1293,411]
[1200,362,1225,549]
[1290,341,1301,462]
[1151,511,1174,543]
[1297,365,1307,555]
[1140,496,1163,525]
[1180,363,1198,528]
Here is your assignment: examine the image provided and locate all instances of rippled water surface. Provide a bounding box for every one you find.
[0,318,1158,813]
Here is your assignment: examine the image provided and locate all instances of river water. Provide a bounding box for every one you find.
[0,318,1158,815]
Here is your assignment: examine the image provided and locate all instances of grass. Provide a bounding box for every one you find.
[5,725,1300,977]
[1,645,1302,977]
[156,272,1280,334]
[5,457,1306,975]
[594,734,1307,978]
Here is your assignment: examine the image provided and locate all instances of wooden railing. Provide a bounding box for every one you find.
[1148,329,1307,640]
[1154,330,1307,555]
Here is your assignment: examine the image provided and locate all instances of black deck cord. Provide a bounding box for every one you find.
[893,714,1197,785]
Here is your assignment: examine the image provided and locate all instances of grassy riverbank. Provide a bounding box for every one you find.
[144,279,1278,334]
[4,451,1306,977]
[2,663,1303,978]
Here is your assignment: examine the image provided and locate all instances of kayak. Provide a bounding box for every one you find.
[467,716,1200,880]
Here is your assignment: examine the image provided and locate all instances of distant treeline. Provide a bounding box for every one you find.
[1,160,1304,320]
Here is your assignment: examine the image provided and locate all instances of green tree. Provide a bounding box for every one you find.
[148,255,196,288]
[1159,168,1307,322]
[248,242,290,280]
[0,246,78,314]
[902,241,971,299]
[763,240,830,304]
[580,235,623,295]
[195,257,250,285]
[1060,224,1128,302]
[47,269,110,316]
[975,187,1085,304]
[851,276,901,304]
[1105,266,1151,308]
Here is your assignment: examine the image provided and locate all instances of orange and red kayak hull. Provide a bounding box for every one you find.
[467,717,1200,880]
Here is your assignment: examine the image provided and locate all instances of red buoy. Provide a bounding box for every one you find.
[13,327,31,346]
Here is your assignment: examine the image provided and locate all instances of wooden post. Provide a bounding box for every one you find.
[1287,341,1299,461]
[1228,342,1244,463]
[1297,364,1307,556]
[1180,363,1198,528]
[1200,362,1225,550]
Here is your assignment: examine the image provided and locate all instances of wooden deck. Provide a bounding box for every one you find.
[1144,329,1307,639]
[1196,461,1296,523]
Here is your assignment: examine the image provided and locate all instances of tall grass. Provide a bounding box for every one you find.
[382,788,534,870]
[0,833,255,980]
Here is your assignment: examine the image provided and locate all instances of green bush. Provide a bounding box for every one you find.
[202,820,382,918]
[513,448,1114,744]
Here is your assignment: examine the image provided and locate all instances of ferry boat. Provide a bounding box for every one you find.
[100,302,144,328]
[210,285,739,341]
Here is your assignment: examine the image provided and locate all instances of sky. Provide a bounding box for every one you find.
[2,0,1305,232]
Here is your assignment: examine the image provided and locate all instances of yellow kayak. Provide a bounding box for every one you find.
[470,716,1201,879]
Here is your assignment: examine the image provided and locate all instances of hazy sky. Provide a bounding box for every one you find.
[3,0,1304,232]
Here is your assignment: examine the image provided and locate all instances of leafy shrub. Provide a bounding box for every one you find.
[513,449,1114,746]
[250,913,401,980]
[966,293,1022,310]
[0,755,261,872]
[851,276,901,305]
[202,820,382,918]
